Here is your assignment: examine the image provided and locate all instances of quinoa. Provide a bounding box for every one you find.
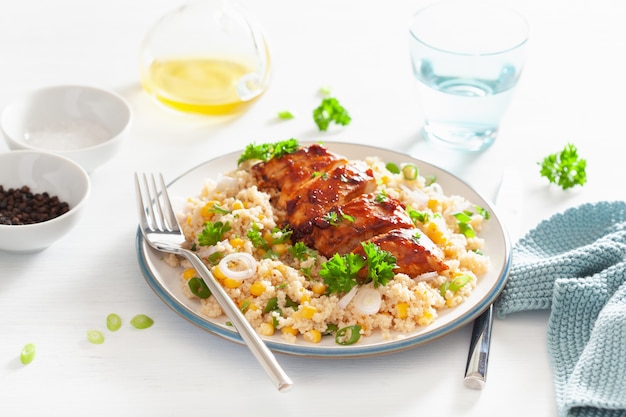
[169,156,490,345]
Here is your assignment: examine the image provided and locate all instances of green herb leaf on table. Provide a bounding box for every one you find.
[538,143,587,190]
[313,97,351,131]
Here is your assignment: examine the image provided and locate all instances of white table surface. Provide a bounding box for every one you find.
[1,0,625,415]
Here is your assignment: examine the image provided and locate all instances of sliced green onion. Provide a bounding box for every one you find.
[335,324,362,345]
[319,85,332,96]
[20,343,36,365]
[459,222,476,238]
[402,163,419,180]
[87,330,105,344]
[440,274,472,296]
[263,297,279,314]
[106,313,122,332]
[385,162,400,174]
[475,205,490,220]
[130,314,154,330]
[277,111,295,120]
[453,211,473,223]
[425,175,437,186]
[188,277,212,299]
[323,323,339,335]
[449,274,472,292]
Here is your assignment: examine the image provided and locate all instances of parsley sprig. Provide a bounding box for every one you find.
[319,242,397,294]
[198,221,231,246]
[313,97,352,131]
[538,143,587,190]
[238,138,300,165]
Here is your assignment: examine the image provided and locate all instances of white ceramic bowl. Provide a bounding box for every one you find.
[0,150,90,253]
[1,85,132,173]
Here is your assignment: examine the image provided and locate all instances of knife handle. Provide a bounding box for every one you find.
[464,304,494,389]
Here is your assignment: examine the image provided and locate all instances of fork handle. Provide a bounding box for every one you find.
[464,304,493,390]
[180,248,293,392]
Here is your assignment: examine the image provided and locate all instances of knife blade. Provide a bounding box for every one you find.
[464,166,523,389]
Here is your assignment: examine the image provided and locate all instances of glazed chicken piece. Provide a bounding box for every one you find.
[285,162,377,239]
[308,193,414,257]
[249,143,448,280]
[353,228,448,280]
[250,144,348,209]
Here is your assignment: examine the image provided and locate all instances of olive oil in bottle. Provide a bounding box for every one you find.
[139,0,270,115]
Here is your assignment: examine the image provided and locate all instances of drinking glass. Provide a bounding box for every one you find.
[409,0,528,151]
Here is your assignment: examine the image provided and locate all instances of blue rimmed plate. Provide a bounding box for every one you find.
[135,142,512,357]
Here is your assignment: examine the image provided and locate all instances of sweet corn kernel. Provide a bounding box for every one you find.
[250,281,266,297]
[426,221,448,245]
[300,294,311,304]
[263,231,273,245]
[300,305,317,319]
[380,175,390,185]
[224,278,242,289]
[272,243,288,256]
[259,322,275,336]
[200,201,218,219]
[418,310,435,326]
[232,201,244,210]
[396,302,409,319]
[182,268,197,281]
[212,265,227,281]
[281,326,298,336]
[427,199,440,211]
[230,237,245,249]
[303,329,322,344]
[311,282,327,295]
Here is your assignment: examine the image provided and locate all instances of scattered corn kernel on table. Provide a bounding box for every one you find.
[2,1,625,416]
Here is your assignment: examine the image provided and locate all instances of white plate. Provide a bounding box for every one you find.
[136,142,512,357]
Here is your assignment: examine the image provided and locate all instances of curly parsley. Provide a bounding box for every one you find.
[237,138,300,165]
[198,221,231,246]
[319,242,397,294]
[538,143,587,190]
[313,97,352,131]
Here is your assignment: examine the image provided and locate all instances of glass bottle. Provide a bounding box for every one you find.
[139,0,271,115]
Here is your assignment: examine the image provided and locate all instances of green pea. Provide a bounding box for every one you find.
[106,313,122,332]
[20,343,36,365]
[130,314,154,330]
[87,330,105,344]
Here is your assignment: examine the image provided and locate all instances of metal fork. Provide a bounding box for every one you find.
[134,173,293,392]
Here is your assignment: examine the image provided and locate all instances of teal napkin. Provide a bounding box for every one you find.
[495,201,626,417]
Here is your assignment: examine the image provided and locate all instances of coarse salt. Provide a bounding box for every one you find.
[24,120,111,150]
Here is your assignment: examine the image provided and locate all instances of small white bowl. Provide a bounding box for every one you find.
[0,150,90,253]
[1,85,132,173]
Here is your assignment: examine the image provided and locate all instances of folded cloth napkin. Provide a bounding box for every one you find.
[495,201,626,417]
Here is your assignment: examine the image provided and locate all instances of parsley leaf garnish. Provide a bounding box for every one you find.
[319,243,397,293]
[237,138,300,165]
[313,97,352,131]
[361,242,396,288]
[198,221,231,246]
[538,143,587,190]
[320,253,365,294]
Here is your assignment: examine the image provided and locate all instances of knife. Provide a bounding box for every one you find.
[464,166,523,389]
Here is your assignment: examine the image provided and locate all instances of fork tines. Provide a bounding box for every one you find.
[134,172,178,233]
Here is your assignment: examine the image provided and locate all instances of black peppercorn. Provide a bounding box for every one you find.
[0,185,70,225]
